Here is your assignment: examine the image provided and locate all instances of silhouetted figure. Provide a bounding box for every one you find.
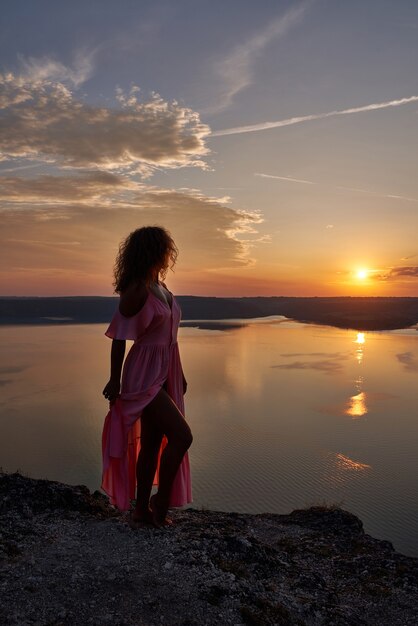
[102,226,192,527]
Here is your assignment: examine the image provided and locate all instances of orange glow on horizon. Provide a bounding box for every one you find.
[0,262,417,297]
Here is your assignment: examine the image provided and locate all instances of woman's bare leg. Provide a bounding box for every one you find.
[143,388,192,525]
[133,410,163,521]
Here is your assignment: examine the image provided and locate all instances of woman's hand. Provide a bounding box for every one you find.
[102,378,121,405]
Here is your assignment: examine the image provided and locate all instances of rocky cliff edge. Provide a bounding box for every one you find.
[1,472,417,625]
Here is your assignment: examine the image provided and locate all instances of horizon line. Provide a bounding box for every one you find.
[1,294,417,300]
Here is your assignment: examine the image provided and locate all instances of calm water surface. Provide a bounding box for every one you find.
[1,319,417,556]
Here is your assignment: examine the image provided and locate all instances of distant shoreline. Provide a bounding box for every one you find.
[1,296,418,331]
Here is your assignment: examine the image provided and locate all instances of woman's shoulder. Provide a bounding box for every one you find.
[118,281,149,318]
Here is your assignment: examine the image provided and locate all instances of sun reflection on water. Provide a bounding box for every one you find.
[345,390,367,418]
[355,332,365,344]
[344,332,368,417]
[335,453,371,471]
[355,332,365,364]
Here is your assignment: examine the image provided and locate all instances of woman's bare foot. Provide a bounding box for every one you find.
[150,494,173,528]
[128,508,153,528]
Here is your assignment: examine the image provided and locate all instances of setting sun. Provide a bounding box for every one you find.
[356,269,369,280]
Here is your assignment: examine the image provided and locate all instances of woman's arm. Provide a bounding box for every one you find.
[110,339,126,381]
[119,281,148,317]
[102,339,126,404]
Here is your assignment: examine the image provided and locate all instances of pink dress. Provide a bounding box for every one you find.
[101,290,192,511]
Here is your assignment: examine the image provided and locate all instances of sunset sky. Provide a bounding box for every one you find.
[1,0,418,297]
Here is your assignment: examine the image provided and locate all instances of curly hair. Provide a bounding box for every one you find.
[113,226,178,293]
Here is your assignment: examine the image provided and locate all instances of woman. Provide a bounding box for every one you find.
[101,226,193,527]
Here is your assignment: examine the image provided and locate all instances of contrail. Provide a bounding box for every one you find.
[255,173,316,185]
[254,172,418,203]
[211,95,418,137]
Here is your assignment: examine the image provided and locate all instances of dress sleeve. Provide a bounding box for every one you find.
[105,300,153,341]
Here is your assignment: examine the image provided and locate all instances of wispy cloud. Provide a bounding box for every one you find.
[212,95,418,136]
[210,2,310,112]
[0,163,42,173]
[18,50,96,87]
[376,266,418,281]
[254,172,418,203]
[0,171,138,204]
[6,239,81,247]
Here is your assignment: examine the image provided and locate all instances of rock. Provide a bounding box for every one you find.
[1,471,418,626]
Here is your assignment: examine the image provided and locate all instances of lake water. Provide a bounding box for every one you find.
[1,319,417,556]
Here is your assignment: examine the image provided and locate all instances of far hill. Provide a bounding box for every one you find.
[1,296,418,331]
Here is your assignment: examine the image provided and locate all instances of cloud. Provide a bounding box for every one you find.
[18,50,96,87]
[375,266,418,281]
[0,173,261,294]
[0,171,138,203]
[0,163,42,173]
[212,95,418,136]
[0,74,210,175]
[390,267,418,277]
[0,173,261,262]
[7,238,81,247]
[396,352,418,371]
[210,2,310,112]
